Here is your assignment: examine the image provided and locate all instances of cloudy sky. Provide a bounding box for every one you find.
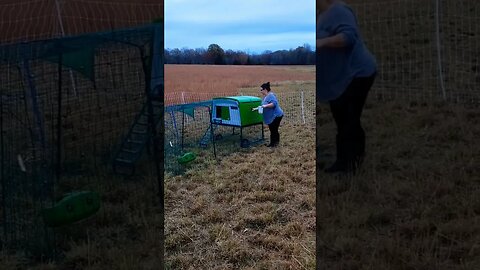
[165,0,315,53]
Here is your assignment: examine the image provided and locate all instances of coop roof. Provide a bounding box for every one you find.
[0,24,161,63]
[165,100,212,113]
[0,23,162,81]
[213,96,261,103]
[165,100,213,119]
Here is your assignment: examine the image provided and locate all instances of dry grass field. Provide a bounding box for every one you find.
[314,1,480,268]
[164,64,316,105]
[2,0,479,268]
[165,64,315,94]
[2,60,479,269]
[165,61,480,269]
[0,172,163,270]
[165,122,316,269]
[3,98,479,270]
[0,65,315,269]
[164,65,316,269]
[317,99,480,269]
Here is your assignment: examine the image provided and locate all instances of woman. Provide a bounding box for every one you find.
[317,0,377,173]
[259,82,284,147]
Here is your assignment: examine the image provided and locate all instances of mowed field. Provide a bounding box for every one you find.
[164,65,316,269]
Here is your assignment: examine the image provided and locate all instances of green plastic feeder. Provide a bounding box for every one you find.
[42,191,101,227]
[178,152,196,164]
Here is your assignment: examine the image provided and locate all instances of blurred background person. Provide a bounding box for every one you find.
[316,0,377,173]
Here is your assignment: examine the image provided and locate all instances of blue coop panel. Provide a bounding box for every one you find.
[212,98,241,126]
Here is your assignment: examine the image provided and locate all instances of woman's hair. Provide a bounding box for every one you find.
[261,82,271,91]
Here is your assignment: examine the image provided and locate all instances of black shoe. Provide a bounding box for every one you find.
[266,141,278,147]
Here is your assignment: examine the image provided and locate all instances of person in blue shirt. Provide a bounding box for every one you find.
[317,0,377,173]
[259,82,284,147]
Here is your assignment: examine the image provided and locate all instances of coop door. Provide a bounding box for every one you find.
[216,106,230,121]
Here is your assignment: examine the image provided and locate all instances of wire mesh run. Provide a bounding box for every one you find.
[164,89,315,175]
[347,0,480,104]
[0,23,163,259]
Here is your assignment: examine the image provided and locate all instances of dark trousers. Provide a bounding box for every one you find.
[329,73,376,168]
[268,116,283,145]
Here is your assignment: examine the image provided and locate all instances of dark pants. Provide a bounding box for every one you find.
[329,73,376,169]
[268,116,283,146]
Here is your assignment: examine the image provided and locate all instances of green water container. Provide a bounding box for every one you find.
[177,152,196,164]
[42,191,101,227]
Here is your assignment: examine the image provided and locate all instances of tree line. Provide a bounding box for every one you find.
[165,43,315,65]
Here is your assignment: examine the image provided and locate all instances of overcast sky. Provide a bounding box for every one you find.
[165,0,315,53]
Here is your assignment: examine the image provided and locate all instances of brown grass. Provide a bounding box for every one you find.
[165,66,316,269]
[0,65,315,269]
[316,99,480,269]
[3,84,479,269]
[0,0,163,44]
[0,173,163,270]
[165,121,316,269]
[165,64,315,94]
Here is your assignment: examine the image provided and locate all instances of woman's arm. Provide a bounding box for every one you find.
[262,103,275,109]
[317,33,348,49]
[317,5,358,50]
[262,96,278,108]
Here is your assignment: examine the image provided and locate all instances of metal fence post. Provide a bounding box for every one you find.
[301,90,306,124]
[55,0,78,97]
[435,0,446,101]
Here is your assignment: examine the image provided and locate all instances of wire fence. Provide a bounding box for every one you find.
[165,89,315,125]
[348,0,480,104]
[0,24,163,259]
[0,0,163,44]
[164,89,315,174]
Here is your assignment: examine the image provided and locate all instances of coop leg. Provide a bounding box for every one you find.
[240,127,243,147]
